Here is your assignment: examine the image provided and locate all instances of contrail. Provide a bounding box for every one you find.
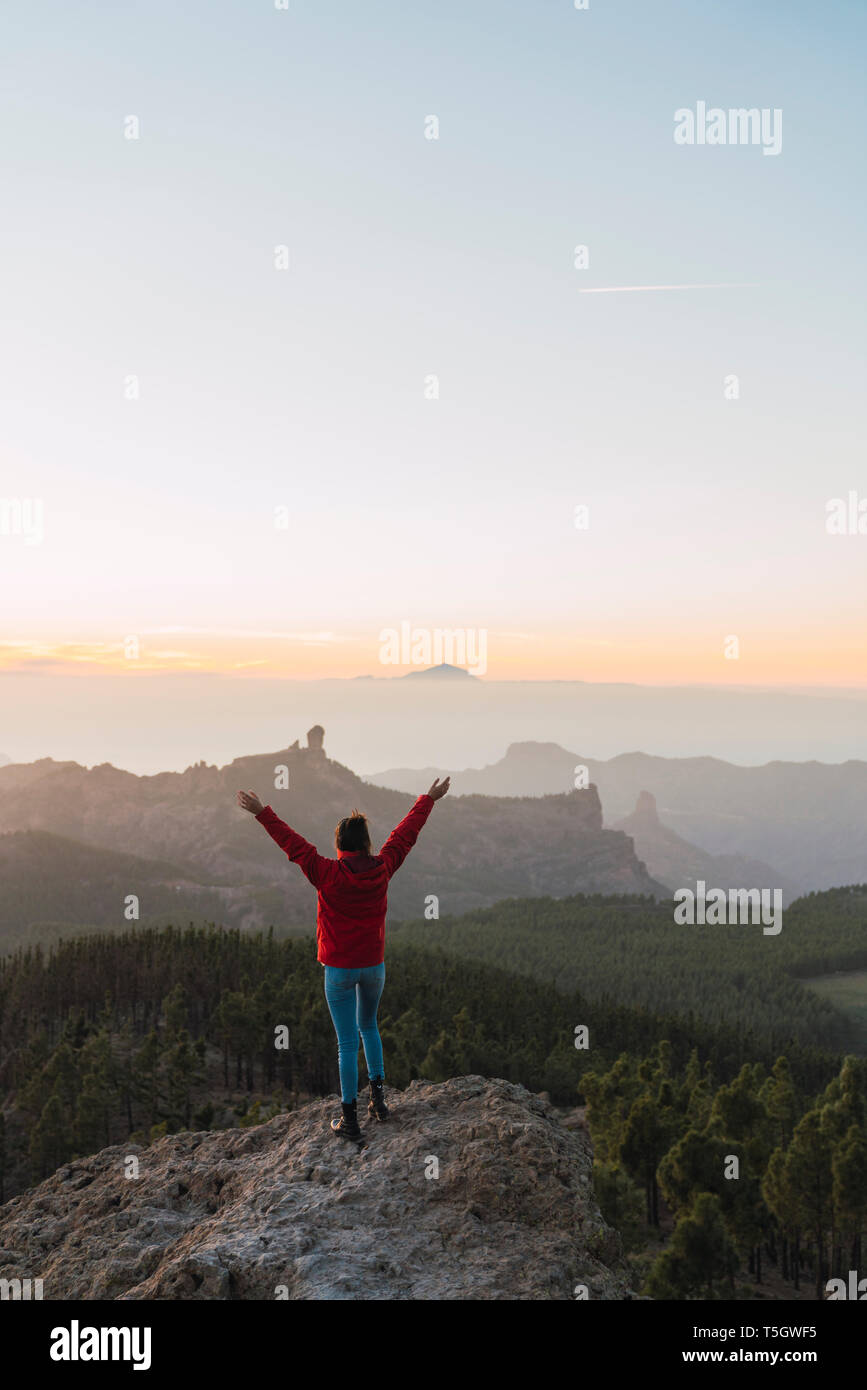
[578,282,758,293]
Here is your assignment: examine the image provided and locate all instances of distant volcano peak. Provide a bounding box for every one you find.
[401,663,477,681]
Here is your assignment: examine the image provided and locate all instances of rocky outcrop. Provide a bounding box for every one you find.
[629,790,660,825]
[614,791,796,905]
[0,1077,634,1301]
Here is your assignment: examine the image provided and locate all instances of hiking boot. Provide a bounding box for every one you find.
[331,1099,361,1140]
[367,1076,389,1122]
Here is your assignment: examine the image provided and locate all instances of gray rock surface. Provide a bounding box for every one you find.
[0,1076,634,1301]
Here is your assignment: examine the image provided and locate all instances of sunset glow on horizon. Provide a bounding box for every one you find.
[1,625,864,687]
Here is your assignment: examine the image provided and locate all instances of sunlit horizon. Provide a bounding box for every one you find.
[1,627,865,687]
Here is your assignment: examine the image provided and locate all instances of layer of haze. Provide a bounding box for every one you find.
[1,674,864,776]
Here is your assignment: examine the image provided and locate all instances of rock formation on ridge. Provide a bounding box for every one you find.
[0,1077,634,1301]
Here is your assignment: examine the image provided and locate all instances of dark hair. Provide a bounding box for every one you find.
[335,809,372,854]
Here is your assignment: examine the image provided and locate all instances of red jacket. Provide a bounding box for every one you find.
[255,794,434,967]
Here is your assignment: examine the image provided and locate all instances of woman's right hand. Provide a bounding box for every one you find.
[237,789,265,816]
[427,776,451,801]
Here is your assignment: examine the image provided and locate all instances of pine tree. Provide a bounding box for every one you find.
[646,1193,738,1299]
[134,1030,163,1126]
[30,1090,69,1180]
[784,1107,834,1298]
[620,1093,678,1227]
[831,1125,867,1276]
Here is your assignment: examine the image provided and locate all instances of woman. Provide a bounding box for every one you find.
[237,777,450,1140]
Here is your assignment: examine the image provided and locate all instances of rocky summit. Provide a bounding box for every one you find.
[0,1077,634,1301]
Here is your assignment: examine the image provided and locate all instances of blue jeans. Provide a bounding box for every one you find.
[323,963,386,1103]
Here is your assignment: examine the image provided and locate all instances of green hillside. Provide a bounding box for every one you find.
[804,970,867,1051]
[0,830,228,952]
[391,885,867,1056]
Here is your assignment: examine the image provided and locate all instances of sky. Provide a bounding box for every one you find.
[1,0,865,700]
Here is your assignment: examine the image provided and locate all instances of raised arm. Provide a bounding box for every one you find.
[237,790,330,888]
[379,777,450,878]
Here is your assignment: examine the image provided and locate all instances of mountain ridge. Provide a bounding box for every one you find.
[366,741,867,892]
[0,728,667,936]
